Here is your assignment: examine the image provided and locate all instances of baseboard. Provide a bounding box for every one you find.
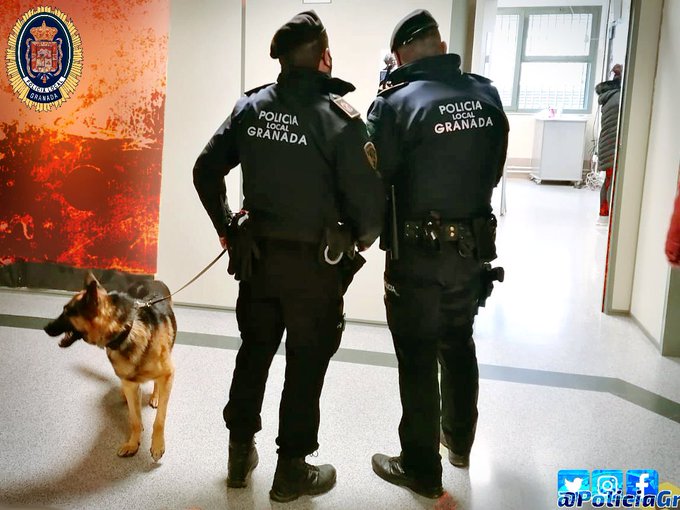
[631,314,663,352]
[505,157,591,172]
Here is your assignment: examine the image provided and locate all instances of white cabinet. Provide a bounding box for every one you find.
[530,117,587,184]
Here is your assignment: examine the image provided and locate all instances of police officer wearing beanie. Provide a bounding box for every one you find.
[368,10,509,498]
[193,11,383,502]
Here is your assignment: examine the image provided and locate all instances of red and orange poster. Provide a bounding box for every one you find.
[0,1,169,288]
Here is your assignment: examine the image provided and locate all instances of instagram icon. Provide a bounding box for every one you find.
[592,470,624,497]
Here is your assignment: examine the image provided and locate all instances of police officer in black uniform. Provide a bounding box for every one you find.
[193,11,383,503]
[368,10,509,498]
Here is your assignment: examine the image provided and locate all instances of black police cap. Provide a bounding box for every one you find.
[270,10,326,59]
[390,9,439,52]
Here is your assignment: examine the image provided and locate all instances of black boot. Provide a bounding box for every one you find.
[440,429,470,468]
[447,451,470,468]
[269,456,337,502]
[371,453,443,499]
[227,439,259,488]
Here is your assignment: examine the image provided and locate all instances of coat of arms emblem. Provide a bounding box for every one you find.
[27,21,62,80]
[5,7,82,111]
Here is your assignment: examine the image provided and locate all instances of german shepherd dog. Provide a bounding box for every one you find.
[44,273,176,461]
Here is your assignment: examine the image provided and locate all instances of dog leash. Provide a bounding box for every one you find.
[137,249,228,308]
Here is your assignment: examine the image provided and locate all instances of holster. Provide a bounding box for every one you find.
[339,251,366,295]
[472,215,498,262]
[225,210,260,282]
[479,262,505,307]
[321,223,366,295]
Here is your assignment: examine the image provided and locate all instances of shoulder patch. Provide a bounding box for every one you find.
[466,73,492,84]
[244,83,274,96]
[377,81,409,97]
[330,93,360,119]
[364,141,378,171]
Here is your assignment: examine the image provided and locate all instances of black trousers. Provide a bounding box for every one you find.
[385,243,482,484]
[223,240,343,458]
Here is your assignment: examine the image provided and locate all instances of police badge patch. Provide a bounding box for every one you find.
[5,6,83,112]
[330,93,360,119]
[364,141,378,171]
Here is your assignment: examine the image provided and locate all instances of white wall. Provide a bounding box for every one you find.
[609,0,630,71]
[505,115,536,165]
[471,0,499,75]
[156,0,242,307]
[629,0,680,342]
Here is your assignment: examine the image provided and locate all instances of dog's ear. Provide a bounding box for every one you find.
[84,272,100,306]
[84,271,100,288]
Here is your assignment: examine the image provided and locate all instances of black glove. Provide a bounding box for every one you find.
[226,211,260,281]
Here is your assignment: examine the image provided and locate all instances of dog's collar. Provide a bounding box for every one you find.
[106,322,133,350]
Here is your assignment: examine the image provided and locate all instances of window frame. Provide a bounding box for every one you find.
[494,6,601,114]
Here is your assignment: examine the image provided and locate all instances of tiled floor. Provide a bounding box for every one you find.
[1,177,679,510]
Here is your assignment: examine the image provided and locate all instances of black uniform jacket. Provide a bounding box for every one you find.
[193,68,384,247]
[367,54,509,224]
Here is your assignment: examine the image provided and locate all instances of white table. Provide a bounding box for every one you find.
[530,117,588,185]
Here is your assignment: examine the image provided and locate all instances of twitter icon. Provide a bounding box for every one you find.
[558,470,591,494]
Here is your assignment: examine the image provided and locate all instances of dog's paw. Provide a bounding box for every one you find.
[117,441,140,457]
[149,394,159,409]
[150,437,165,462]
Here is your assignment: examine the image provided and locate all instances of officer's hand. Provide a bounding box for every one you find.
[357,241,369,252]
[219,236,228,250]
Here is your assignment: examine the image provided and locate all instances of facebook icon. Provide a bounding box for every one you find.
[626,469,659,496]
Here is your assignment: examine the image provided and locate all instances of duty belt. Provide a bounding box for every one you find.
[403,220,472,241]
[403,219,475,257]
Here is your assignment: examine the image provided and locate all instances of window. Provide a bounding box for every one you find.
[484,7,601,113]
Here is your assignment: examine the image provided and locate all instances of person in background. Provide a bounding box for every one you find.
[378,53,397,92]
[366,9,508,499]
[595,63,622,224]
[193,10,383,502]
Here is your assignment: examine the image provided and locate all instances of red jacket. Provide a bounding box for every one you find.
[667,177,680,266]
